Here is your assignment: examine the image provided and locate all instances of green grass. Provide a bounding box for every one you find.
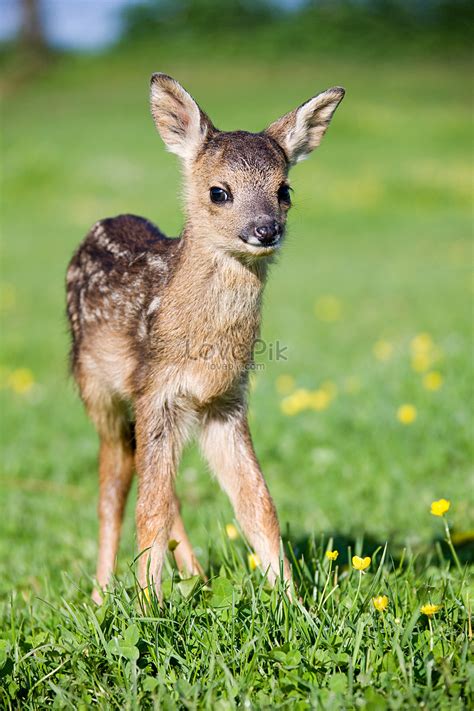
[0,44,472,708]
[1,539,472,709]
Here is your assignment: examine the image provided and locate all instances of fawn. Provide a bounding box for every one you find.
[66,74,344,603]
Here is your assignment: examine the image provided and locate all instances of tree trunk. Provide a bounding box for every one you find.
[20,0,47,53]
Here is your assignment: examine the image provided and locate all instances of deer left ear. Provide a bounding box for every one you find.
[265,87,345,165]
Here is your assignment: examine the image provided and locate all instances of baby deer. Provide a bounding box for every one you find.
[66,74,344,602]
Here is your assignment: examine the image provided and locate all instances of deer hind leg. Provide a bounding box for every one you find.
[84,392,135,604]
[95,434,134,603]
[170,499,204,577]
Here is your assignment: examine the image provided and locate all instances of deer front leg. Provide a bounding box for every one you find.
[200,405,291,588]
[135,400,187,598]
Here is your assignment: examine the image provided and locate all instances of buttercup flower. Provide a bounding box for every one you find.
[430,498,450,517]
[326,550,339,561]
[248,553,261,571]
[423,371,443,391]
[373,340,393,362]
[352,555,371,571]
[225,523,239,540]
[372,595,389,612]
[281,381,337,415]
[410,333,441,373]
[314,295,342,322]
[280,397,298,416]
[421,603,441,617]
[411,333,433,354]
[309,389,331,411]
[8,368,35,394]
[397,404,417,424]
[280,388,312,416]
[276,374,296,395]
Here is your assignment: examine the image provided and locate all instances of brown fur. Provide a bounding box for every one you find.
[66,74,344,601]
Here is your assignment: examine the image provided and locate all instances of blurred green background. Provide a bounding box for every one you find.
[0,0,472,596]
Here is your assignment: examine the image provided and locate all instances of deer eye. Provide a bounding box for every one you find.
[210,186,230,204]
[277,184,291,203]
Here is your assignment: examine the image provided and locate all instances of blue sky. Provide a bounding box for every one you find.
[0,0,305,51]
[0,0,147,50]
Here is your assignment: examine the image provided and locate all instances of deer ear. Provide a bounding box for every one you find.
[150,73,216,162]
[265,87,345,165]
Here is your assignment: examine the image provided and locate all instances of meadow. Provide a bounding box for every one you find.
[1,42,473,708]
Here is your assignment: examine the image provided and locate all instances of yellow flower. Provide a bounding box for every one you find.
[280,382,336,416]
[168,539,179,552]
[397,404,417,425]
[423,371,443,391]
[248,553,261,571]
[352,555,371,571]
[410,333,441,373]
[280,388,312,416]
[411,333,433,354]
[225,523,239,540]
[276,374,296,395]
[280,397,299,416]
[411,352,433,373]
[326,550,339,561]
[430,498,450,517]
[421,603,441,617]
[309,389,331,411]
[8,368,35,394]
[314,295,342,322]
[292,389,312,407]
[372,595,389,612]
[373,340,393,362]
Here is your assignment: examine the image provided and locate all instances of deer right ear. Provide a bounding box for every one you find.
[150,73,216,162]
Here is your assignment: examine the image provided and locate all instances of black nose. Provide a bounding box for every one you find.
[254,218,280,244]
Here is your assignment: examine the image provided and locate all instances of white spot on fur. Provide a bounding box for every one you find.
[147,296,161,315]
[147,254,167,271]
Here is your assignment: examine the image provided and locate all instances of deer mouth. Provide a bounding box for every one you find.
[239,234,282,251]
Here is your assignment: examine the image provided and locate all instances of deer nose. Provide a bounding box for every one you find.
[254,218,280,244]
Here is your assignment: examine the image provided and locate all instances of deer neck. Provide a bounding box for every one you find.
[160,228,269,350]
